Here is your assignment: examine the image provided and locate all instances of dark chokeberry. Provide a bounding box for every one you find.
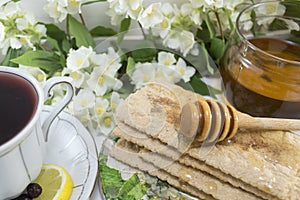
[26,183,42,198]
[12,194,32,200]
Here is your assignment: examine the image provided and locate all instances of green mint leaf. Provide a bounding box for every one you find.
[90,26,117,37]
[118,18,131,43]
[0,48,20,67]
[11,50,63,73]
[118,174,147,200]
[68,15,95,48]
[126,57,135,76]
[100,162,124,199]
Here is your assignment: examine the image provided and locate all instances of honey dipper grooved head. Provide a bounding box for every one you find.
[180,98,239,142]
[180,102,200,138]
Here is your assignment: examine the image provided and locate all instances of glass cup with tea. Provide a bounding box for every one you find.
[221,1,300,119]
[0,66,73,199]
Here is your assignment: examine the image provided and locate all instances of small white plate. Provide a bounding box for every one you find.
[41,106,99,200]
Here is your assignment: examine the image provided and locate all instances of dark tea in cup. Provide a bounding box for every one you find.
[0,72,38,145]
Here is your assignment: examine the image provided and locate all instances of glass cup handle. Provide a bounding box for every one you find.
[41,77,74,141]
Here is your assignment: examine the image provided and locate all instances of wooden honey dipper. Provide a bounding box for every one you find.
[180,96,300,142]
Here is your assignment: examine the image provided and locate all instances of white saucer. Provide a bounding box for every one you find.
[41,106,99,200]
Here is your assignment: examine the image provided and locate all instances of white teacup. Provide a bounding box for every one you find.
[0,66,74,199]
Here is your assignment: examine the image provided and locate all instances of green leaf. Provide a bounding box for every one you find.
[200,42,214,74]
[204,12,216,39]
[68,15,95,48]
[196,23,211,43]
[189,74,221,98]
[45,24,67,43]
[62,38,72,53]
[118,174,147,199]
[126,57,135,76]
[209,38,226,61]
[100,164,124,198]
[45,24,71,53]
[47,36,61,52]
[90,26,117,37]
[131,48,157,63]
[0,48,20,67]
[11,50,63,73]
[118,18,131,43]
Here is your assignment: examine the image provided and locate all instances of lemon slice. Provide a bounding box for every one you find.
[33,164,73,200]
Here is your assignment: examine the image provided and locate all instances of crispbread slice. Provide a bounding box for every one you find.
[110,139,214,200]
[111,139,260,200]
[113,123,274,200]
[116,81,199,152]
[116,82,300,199]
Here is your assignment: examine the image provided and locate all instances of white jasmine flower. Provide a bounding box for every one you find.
[189,0,204,9]
[15,14,35,30]
[73,89,95,111]
[157,51,176,66]
[181,3,193,16]
[122,0,143,19]
[43,0,68,22]
[0,1,46,53]
[107,0,143,25]
[255,2,286,27]
[110,92,123,112]
[138,3,163,29]
[179,31,196,56]
[2,1,21,18]
[67,46,94,71]
[73,108,92,127]
[9,37,22,49]
[190,8,203,25]
[131,62,156,89]
[161,3,173,16]
[163,30,181,50]
[97,112,116,136]
[44,0,87,22]
[163,30,195,56]
[93,97,109,117]
[174,58,195,82]
[105,47,122,76]
[155,64,181,83]
[67,0,85,14]
[152,18,171,39]
[18,65,47,85]
[62,68,86,88]
[87,66,122,96]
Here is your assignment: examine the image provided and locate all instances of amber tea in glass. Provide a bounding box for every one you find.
[221,1,300,119]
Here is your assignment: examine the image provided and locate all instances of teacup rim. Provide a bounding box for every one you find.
[0,66,44,156]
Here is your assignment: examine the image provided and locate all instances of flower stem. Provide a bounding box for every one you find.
[79,13,86,26]
[214,10,224,41]
[138,22,147,40]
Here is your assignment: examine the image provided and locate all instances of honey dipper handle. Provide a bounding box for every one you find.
[237,111,300,131]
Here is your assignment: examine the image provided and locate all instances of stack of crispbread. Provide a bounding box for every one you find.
[110,82,300,200]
